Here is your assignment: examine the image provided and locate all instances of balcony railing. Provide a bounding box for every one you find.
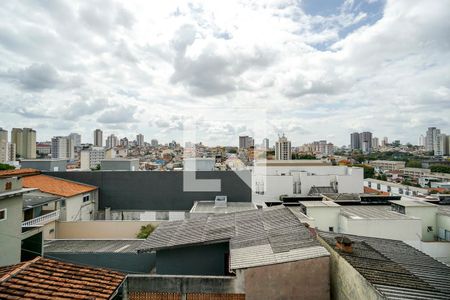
[22,210,60,227]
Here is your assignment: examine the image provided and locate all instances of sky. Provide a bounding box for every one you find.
[0,0,449,147]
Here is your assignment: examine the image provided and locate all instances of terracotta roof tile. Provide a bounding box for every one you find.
[0,169,40,178]
[22,175,97,197]
[0,257,125,300]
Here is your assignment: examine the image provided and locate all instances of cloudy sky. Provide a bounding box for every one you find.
[0,0,449,147]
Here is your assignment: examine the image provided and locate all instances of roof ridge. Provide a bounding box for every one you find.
[39,174,98,189]
[0,256,41,283]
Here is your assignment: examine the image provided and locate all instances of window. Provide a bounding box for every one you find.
[329,227,334,232]
[5,182,12,190]
[377,184,381,190]
[427,226,433,232]
[387,186,391,192]
[0,209,6,221]
[82,195,90,203]
[60,199,66,208]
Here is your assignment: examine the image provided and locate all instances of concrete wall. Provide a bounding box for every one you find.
[319,238,384,300]
[307,207,340,232]
[156,242,229,276]
[21,160,67,171]
[0,196,22,266]
[437,214,450,240]
[406,240,450,265]
[44,252,155,274]
[339,215,422,242]
[100,160,139,171]
[55,220,160,239]
[46,171,252,211]
[243,256,330,300]
[63,191,97,221]
[125,274,244,296]
[405,206,438,242]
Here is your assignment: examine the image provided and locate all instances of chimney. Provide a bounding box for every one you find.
[335,236,353,254]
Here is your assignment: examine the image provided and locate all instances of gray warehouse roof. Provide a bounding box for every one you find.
[44,239,145,253]
[23,192,62,209]
[320,231,450,299]
[139,206,329,269]
[189,201,257,214]
[340,206,419,220]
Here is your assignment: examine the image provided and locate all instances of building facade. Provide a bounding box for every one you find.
[93,129,103,147]
[275,134,291,160]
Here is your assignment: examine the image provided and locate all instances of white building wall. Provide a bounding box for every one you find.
[405,206,438,242]
[64,191,96,221]
[305,207,340,232]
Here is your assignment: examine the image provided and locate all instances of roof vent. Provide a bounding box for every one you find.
[335,236,353,254]
[214,195,227,208]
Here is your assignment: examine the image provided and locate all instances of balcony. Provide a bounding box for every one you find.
[22,210,60,227]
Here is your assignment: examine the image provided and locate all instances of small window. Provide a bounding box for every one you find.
[83,195,90,203]
[377,184,381,190]
[329,227,334,232]
[0,209,6,221]
[427,226,433,232]
[61,199,66,207]
[5,182,12,190]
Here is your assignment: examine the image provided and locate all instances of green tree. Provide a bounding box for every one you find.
[430,165,450,174]
[0,163,14,170]
[354,164,375,179]
[136,224,156,239]
[406,160,422,168]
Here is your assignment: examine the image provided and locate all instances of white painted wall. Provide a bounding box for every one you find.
[405,206,439,242]
[305,206,340,232]
[64,191,96,221]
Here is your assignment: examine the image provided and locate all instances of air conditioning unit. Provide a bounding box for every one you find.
[214,196,227,208]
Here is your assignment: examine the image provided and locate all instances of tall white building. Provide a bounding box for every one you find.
[426,127,440,152]
[359,132,373,153]
[136,134,144,147]
[151,139,158,147]
[11,128,36,159]
[418,135,425,147]
[382,137,389,147]
[435,134,449,156]
[94,129,103,147]
[262,138,269,150]
[0,128,8,163]
[106,134,118,149]
[80,147,106,170]
[51,136,73,160]
[68,133,81,147]
[372,137,379,150]
[275,134,291,160]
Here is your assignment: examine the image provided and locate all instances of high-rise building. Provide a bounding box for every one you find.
[350,132,360,150]
[418,135,425,147]
[7,143,16,162]
[51,136,73,160]
[106,134,118,149]
[239,136,254,149]
[372,137,379,150]
[94,129,103,147]
[359,132,373,153]
[151,139,158,147]
[11,128,36,159]
[275,134,291,160]
[382,137,389,147]
[136,134,144,147]
[120,137,129,147]
[68,133,81,147]
[426,127,441,152]
[80,147,106,170]
[0,128,8,163]
[435,134,449,156]
[262,138,269,150]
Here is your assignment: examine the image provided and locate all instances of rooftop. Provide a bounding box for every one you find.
[22,174,97,197]
[23,192,62,209]
[0,257,125,300]
[437,206,450,217]
[299,201,340,207]
[0,168,40,179]
[308,186,337,196]
[255,159,331,167]
[340,206,417,220]
[190,201,257,214]
[322,193,361,201]
[319,231,450,299]
[138,206,329,269]
[44,239,145,253]
[0,188,37,200]
[365,178,429,192]
[390,199,438,207]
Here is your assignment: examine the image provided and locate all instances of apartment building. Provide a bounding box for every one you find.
[80,147,106,170]
[370,160,406,171]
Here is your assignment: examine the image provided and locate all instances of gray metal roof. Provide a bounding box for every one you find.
[190,201,257,214]
[23,192,62,209]
[340,206,419,220]
[308,186,336,196]
[44,239,145,253]
[320,231,450,299]
[139,206,329,269]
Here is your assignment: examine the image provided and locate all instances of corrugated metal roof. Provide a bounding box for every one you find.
[44,239,145,253]
[139,206,329,269]
[320,231,450,299]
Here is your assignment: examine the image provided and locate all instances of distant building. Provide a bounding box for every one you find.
[51,136,73,160]
[239,136,254,149]
[183,158,215,171]
[350,132,360,150]
[275,134,291,160]
[80,147,105,170]
[262,138,269,150]
[136,134,144,147]
[106,134,118,149]
[151,139,158,147]
[120,137,129,147]
[0,128,8,163]
[372,137,379,150]
[359,131,372,153]
[21,159,67,172]
[370,160,406,171]
[11,128,36,159]
[68,133,81,147]
[426,127,440,152]
[382,136,389,147]
[418,134,425,147]
[36,142,51,156]
[93,129,103,147]
[435,133,449,156]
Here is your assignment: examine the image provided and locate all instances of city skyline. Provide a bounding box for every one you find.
[0,0,449,146]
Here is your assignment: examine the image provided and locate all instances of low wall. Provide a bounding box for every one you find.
[55,221,160,239]
[125,274,245,296]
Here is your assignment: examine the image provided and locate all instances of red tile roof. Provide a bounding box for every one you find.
[22,175,97,197]
[364,186,390,195]
[0,169,40,178]
[0,257,125,300]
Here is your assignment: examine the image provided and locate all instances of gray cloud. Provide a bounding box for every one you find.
[97,105,138,123]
